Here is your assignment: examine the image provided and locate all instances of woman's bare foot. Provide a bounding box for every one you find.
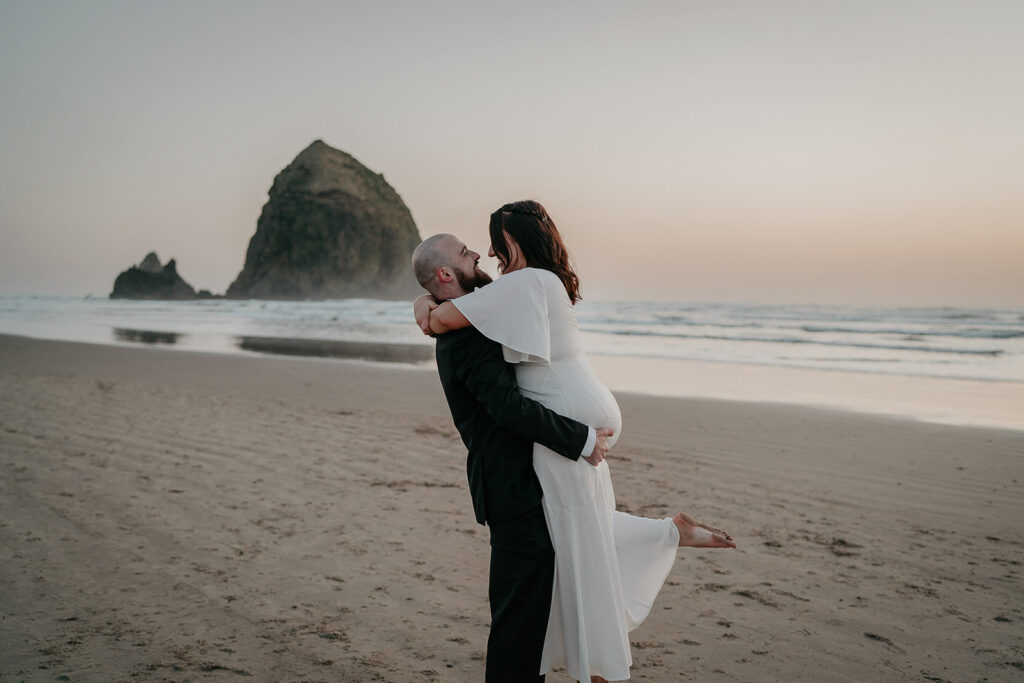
[673,512,737,548]
[590,677,608,683]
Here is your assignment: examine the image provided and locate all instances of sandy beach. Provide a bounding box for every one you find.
[1,333,1021,682]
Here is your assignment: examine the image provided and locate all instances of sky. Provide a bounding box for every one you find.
[1,1,1021,306]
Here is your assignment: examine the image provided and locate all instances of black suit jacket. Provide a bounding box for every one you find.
[435,327,589,525]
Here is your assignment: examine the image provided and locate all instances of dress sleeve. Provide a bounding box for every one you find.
[450,268,551,363]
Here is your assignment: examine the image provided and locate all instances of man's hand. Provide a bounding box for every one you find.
[413,294,439,336]
[583,427,614,467]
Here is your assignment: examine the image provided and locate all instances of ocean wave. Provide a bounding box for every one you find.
[581,328,1004,356]
[651,315,762,329]
[585,349,1022,383]
[798,325,1024,339]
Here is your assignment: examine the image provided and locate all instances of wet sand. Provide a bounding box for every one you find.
[1,334,1021,681]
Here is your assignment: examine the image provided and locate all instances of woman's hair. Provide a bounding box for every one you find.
[489,200,582,304]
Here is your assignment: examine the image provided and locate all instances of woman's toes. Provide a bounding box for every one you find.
[674,512,737,548]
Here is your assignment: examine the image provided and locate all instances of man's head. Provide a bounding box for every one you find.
[411,234,492,299]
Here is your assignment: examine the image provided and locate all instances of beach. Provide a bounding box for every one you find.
[1,333,1022,681]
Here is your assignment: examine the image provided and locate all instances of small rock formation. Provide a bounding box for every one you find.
[226,140,422,300]
[110,252,197,299]
[138,252,162,274]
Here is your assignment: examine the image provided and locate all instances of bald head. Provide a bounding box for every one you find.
[411,233,457,297]
[411,233,492,299]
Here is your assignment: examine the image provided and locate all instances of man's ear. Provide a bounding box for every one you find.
[437,267,454,283]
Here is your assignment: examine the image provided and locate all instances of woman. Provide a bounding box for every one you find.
[415,201,735,682]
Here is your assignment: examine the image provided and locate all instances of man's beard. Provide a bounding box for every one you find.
[456,265,492,292]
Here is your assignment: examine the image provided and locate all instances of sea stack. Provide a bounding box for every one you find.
[110,252,197,299]
[226,140,422,300]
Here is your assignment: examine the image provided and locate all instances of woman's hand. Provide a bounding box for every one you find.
[413,294,439,336]
[414,298,472,336]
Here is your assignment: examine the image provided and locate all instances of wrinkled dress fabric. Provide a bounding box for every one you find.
[452,268,679,681]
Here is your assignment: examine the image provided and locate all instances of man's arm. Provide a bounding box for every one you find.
[453,331,591,461]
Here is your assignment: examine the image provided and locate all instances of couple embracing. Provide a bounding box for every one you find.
[411,201,736,682]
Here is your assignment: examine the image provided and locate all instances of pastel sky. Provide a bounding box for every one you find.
[1,1,1021,306]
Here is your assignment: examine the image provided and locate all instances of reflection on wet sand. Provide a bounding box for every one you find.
[113,328,182,345]
[235,336,433,364]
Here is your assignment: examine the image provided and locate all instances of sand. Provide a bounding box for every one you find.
[1,334,1021,682]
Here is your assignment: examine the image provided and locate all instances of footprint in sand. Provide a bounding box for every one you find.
[864,632,904,653]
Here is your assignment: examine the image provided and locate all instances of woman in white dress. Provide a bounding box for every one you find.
[415,201,735,682]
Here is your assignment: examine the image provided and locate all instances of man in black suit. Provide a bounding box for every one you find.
[411,234,611,682]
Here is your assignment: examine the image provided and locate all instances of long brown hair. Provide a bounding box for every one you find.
[489,200,582,304]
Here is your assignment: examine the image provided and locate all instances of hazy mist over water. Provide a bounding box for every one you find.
[1,1,1022,306]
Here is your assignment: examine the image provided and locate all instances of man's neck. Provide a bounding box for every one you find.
[436,286,469,301]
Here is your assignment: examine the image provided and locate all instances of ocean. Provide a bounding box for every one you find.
[1,296,1020,381]
[2,295,1021,429]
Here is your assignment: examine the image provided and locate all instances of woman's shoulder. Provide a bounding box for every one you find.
[470,267,549,297]
[503,267,562,290]
[522,268,571,304]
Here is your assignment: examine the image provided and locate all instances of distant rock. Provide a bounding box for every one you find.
[110,252,198,300]
[138,252,162,274]
[226,140,421,300]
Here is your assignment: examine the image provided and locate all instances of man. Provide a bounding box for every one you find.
[411,234,612,682]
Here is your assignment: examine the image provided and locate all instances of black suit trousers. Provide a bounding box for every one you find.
[486,504,553,682]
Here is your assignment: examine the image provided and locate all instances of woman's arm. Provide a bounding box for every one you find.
[428,301,471,334]
[413,295,472,335]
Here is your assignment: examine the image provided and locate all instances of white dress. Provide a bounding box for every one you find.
[452,268,679,682]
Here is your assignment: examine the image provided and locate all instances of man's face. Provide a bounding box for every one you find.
[447,238,492,293]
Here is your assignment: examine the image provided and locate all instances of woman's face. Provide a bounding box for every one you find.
[489,231,527,274]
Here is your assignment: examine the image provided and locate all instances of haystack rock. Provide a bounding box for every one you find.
[226,140,422,300]
[110,252,197,299]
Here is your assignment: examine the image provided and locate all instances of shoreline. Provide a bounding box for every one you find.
[1,332,1021,681]
[2,331,1022,433]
